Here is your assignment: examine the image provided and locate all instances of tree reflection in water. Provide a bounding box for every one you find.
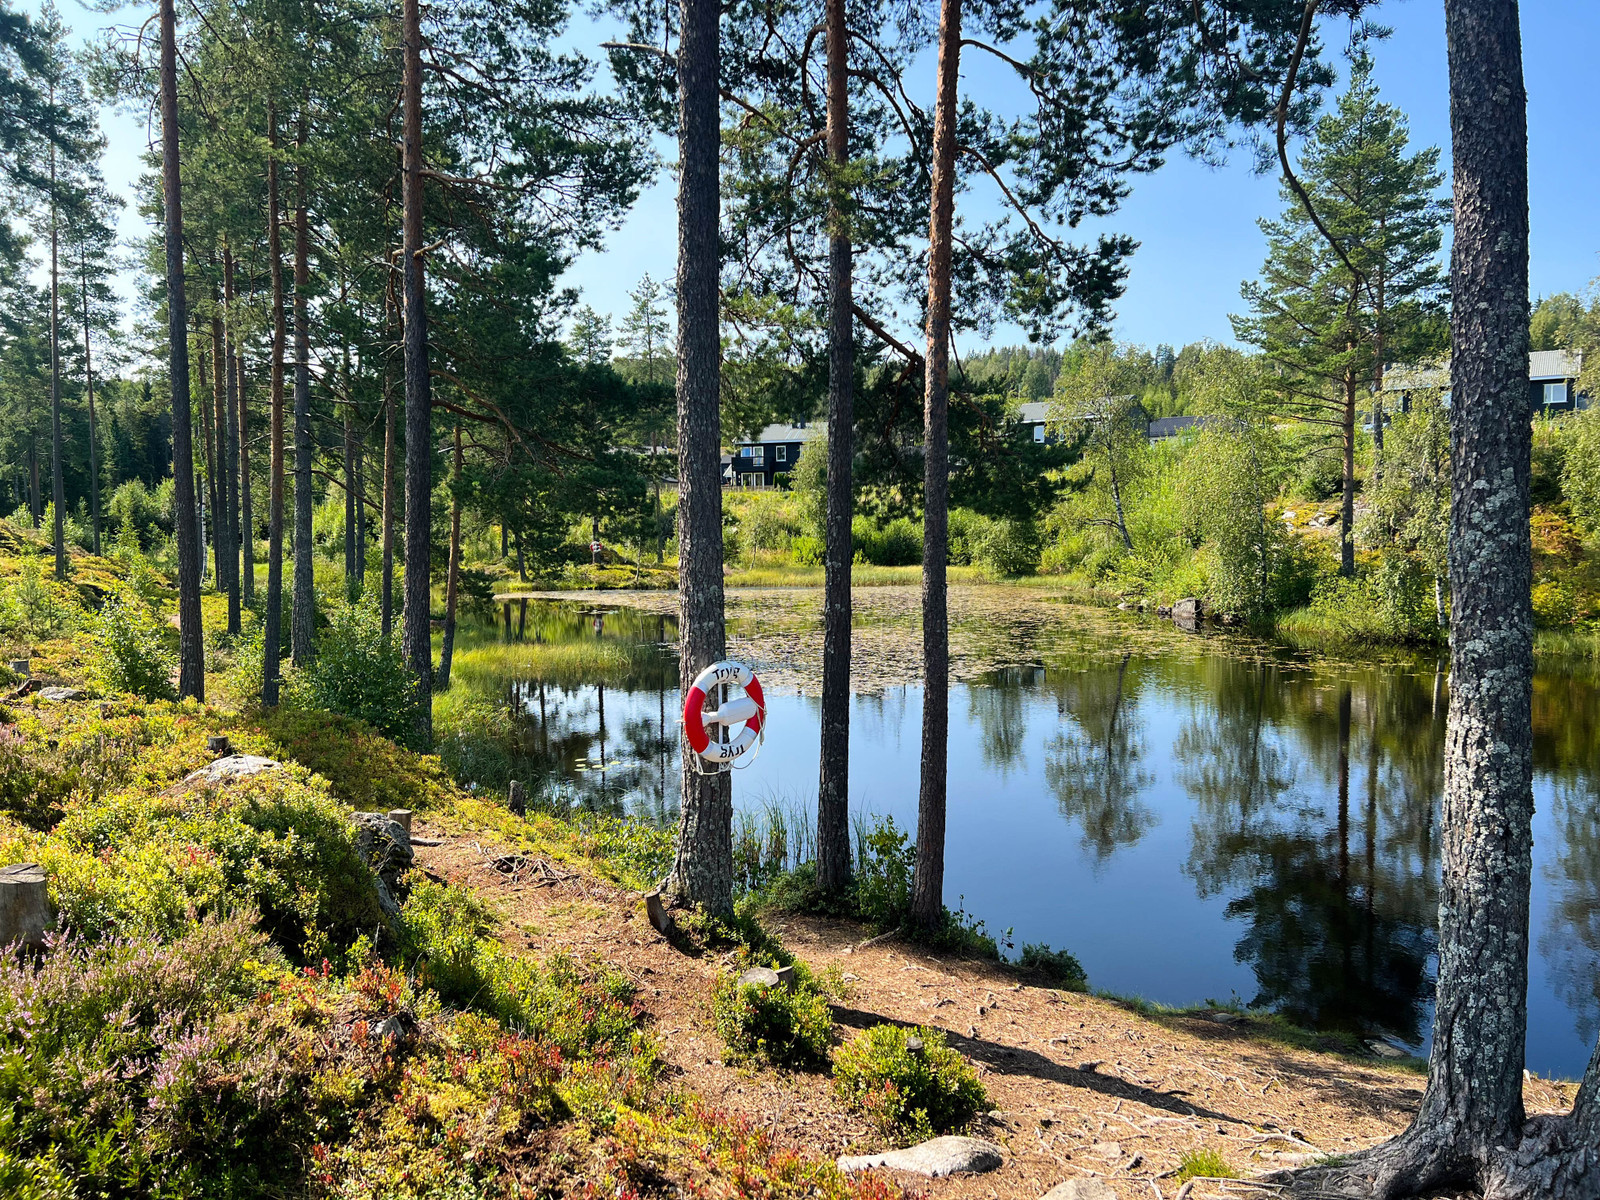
[1040,655,1157,860]
[1541,779,1600,1044]
[1178,670,1440,1045]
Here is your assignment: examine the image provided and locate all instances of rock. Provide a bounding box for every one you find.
[352,812,415,917]
[1171,597,1201,623]
[737,967,781,989]
[37,687,86,702]
[1089,1141,1122,1160]
[838,1136,1005,1178]
[1115,602,1135,611]
[0,863,51,949]
[1366,1038,1408,1059]
[1040,1180,1116,1200]
[184,754,283,786]
[373,1014,411,1042]
[1206,1010,1245,1026]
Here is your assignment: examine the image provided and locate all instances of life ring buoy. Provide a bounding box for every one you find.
[683,660,766,765]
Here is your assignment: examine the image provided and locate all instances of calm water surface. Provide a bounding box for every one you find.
[458,594,1600,1079]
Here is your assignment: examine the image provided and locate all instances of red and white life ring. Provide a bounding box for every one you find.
[683,660,766,765]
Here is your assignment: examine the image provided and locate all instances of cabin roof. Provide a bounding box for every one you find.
[735,421,823,445]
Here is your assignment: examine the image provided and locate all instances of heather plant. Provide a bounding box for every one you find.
[832,1024,987,1144]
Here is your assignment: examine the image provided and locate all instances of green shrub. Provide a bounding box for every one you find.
[105,480,171,548]
[852,515,922,566]
[790,534,823,566]
[739,494,799,552]
[853,815,914,930]
[0,554,83,640]
[1290,446,1344,502]
[947,508,991,566]
[285,598,425,748]
[1017,943,1088,990]
[88,588,176,701]
[1175,1148,1238,1183]
[975,517,1040,576]
[27,765,387,961]
[712,970,834,1068]
[833,1024,987,1144]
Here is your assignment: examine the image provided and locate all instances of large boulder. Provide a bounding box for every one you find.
[352,812,414,917]
[838,1136,1004,1178]
[1040,1181,1116,1200]
[184,754,283,787]
[1171,597,1202,629]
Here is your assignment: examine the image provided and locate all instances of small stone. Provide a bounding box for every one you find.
[373,1015,409,1042]
[1366,1039,1407,1059]
[1207,1010,1244,1026]
[37,687,86,702]
[1040,1180,1116,1200]
[1089,1141,1121,1160]
[837,1136,1004,1178]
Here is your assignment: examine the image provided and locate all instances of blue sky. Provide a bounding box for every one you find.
[53,0,1600,356]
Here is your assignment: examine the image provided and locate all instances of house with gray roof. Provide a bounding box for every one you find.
[1383,351,1587,415]
[724,420,823,488]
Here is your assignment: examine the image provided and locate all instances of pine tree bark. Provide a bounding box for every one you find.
[1305,3,1599,1196]
[263,104,287,708]
[400,0,434,740]
[222,248,242,629]
[48,122,65,581]
[291,113,315,666]
[343,352,357,593]
[1340,361,1357,577]
[197,320,218,585]
[662,0,732,918]
[816,0,853,896]
[210,299,235,611]
[80,256,100,557]
[381,362,396,639]
[237,347,254,605]
[910,0,960,932]
[435,423,462,691]
[160,0,204,699]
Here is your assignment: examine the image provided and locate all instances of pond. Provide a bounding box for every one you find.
[451,588,1600,1080]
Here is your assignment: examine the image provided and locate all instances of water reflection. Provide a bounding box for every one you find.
[450,597,1600,1077]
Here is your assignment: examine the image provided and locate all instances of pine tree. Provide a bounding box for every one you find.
[1234,53,1448,578]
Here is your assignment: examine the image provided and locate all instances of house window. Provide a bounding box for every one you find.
[1544,381,1568,407]
[775,446,787,463]
[1033,424,1045,443]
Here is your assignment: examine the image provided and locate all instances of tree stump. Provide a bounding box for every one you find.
[7,660,29,677]
[0,863,51,949]
[206,735,232,756]
[507,780,527,817]
[644,889,673,935]
[387,809,413,836]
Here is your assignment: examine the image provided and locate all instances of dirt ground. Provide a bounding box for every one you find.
[410,820,1579,1200]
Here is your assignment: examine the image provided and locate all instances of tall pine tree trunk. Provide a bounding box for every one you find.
[238,351,255,605]
[1313,2,1598,1196]
[263,103,287,708]
[381,361,396,639]
[160,0,204,699]
[80,256,100,556]
[292,112,315,666]
[1340,361,1357,577]
[222,250,241,631]
[435,423,462,691]
[662,0,732,918]
[400,0,434,740]
[910,0,960,932]
[211,300,235,610]
[197,320,217,585]
[48,123,65,581]
[816,0,853,896]
[344,354,356,593]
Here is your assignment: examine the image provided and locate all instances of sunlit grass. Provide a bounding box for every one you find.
[1175,1149,1238,1184]
[447,638,657,689]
